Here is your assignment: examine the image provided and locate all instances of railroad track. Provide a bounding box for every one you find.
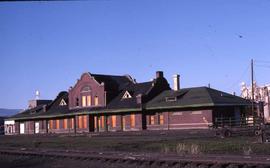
[0,148,269,168]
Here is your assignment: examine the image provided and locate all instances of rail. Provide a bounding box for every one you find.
[213,117,263,129]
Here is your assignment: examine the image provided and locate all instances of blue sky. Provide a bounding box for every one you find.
[1,0,270,109]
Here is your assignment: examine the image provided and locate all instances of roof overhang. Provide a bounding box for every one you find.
[10,108,142,121]
[145,103,251,111]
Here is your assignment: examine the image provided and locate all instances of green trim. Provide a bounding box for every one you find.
[8,108,142,121]
[8,102,250,121]
[145,103,250,110]
[145,103,215,110]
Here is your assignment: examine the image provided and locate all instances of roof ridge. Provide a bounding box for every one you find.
[91,73,127,77]
[204,87,215,105]
[135,81,152,85]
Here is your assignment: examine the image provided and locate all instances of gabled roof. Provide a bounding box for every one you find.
[9,104,45,120]
[146,87,251,110]
[8,91,70,120]
[90,73,134,91]
[106,81,153,109]
[38,91,70,117]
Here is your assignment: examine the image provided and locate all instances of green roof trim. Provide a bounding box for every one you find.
[8,108,142,121]
[145,103,250,111]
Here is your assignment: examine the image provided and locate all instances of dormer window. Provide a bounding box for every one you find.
[122,91,132,99]
[165,97,177,102]
[30,110,36,114]
[59,99,67,106]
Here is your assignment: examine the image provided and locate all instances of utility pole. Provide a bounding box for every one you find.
[251,59,255,124]
[251,59,265,143]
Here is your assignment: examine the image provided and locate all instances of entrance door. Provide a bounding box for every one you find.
[89,115,95,132]
[122,116,125,131]
[20,123,25,134]
[35,122,39,134]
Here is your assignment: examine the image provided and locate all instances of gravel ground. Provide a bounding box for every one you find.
[0,153,269,168]
[0,154,171,168]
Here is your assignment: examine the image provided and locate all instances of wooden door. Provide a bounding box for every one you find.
[122,116,125,131]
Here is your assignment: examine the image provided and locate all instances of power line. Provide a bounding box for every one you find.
[255,60,270,64]
[225,62,250,91]
[255,65,270,69]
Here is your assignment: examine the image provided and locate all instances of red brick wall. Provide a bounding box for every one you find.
[15,122,20,134]
[76,115,89,133]
[69,73,105,109]
[146,112,168,130]
[48,118,75,134]
[146,110,213,130]
[168,110,213,129]
[12,110,213,135]
[121,113,142,131]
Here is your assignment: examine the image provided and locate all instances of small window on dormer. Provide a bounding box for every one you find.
[122,91,132,99]
[165,97,177,102]
[59,99,67,106]
[30,110,36,114]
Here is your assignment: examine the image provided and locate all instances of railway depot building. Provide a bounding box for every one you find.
[5,71,251,135]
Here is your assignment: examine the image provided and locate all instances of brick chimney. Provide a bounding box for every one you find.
[136,94,143,104]
[156,71,164,79]
[173,74,180,91]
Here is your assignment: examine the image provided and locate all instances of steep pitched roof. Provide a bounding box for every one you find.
[9,104,45,120]
[106,82,153,109]
[90,73,134,91]
[146,87,251,110]
[9,91,70,120]
[38,91,70,117]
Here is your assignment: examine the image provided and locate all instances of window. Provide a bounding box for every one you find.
[49,120,53,129]
[71,118,74,129]
[82,96,87,107]
[122,91,132,99]
[150,115,155,125]
[130,114,135,127]
[94,116,97,129]
[122,116,125,130]
[63,119,68,129]
[158,113,164,125]
[165,97,177,102]
[76,98,79,106]
[87,96,91,106]
[98,116,104,129]
[78,116,83,129]
[56,120,60,129]
[94,96,99,106]
[59,99,67,106]
[83,115,87,129]
[112,115,116,128]
[81,86,91,93]
[102,116,105,128]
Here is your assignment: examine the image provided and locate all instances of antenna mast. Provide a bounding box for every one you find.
[35,90,40,100]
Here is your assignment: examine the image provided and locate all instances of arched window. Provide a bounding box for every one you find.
[81,86,91,93]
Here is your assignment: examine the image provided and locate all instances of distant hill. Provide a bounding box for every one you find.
[0,108,22,117]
